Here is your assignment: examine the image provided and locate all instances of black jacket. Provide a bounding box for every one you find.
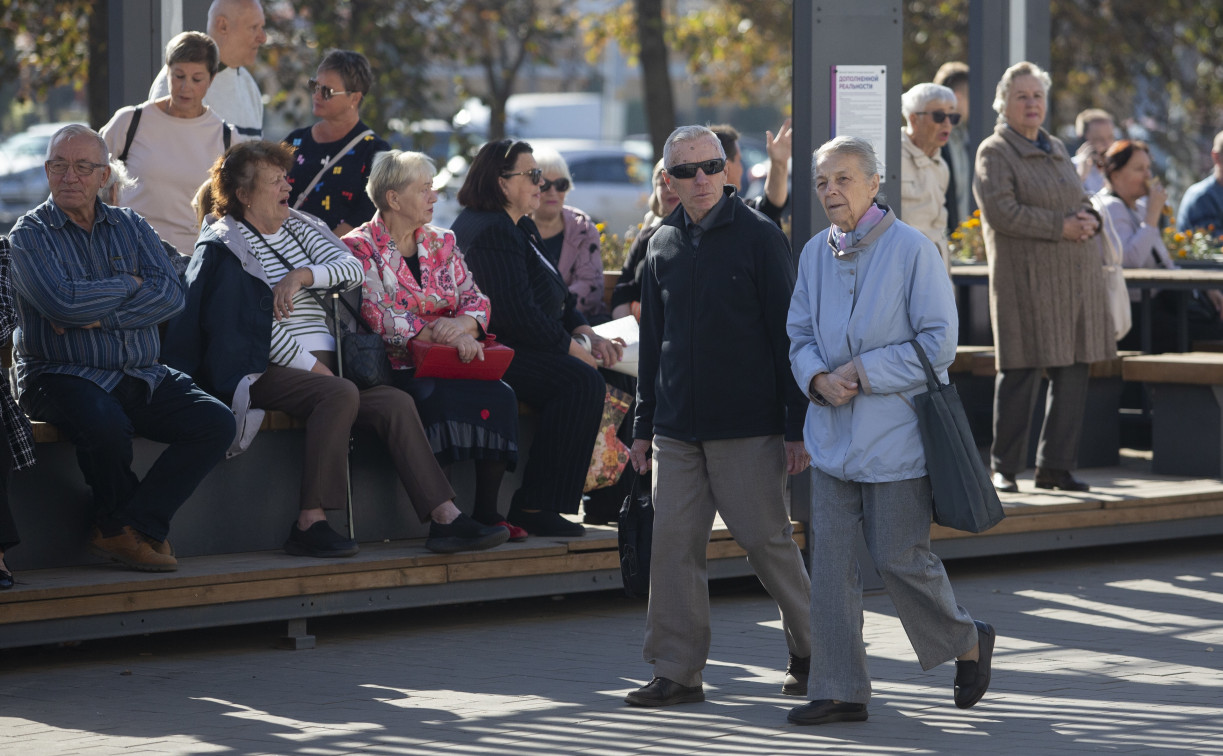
[634,186,805,443]
[451,208,587,354]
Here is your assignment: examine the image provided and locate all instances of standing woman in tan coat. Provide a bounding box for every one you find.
[974,61,1115,494]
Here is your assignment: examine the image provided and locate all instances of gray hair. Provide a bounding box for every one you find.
[366,149,436,212]
[99,158,136,202]
[46,124,109,164]
[662,125,725,168]
[992,60,1052,124]
[532,146,572,185]
[901,82,957,119]
[814,136,879,179]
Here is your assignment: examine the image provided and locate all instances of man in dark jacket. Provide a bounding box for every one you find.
[624,125,812,708]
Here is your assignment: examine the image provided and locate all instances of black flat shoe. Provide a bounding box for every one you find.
[0,568,13,590]
[1033,468,1090,492]
[507,508,585,537]
[992,472,1018,493]
[954,620,996,709]
[624,677,705,707]
[787,699,868,726]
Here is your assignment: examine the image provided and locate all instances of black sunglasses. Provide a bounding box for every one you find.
[666,158,726,180]
[916,110,962,125]
[306,78,355,101]
[501,168,543,184]
[540,177,571,192]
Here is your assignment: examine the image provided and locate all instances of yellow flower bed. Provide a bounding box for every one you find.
[1162,225,1222,261]
[949,209,986,262]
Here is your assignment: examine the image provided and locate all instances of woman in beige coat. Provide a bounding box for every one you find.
[974,61,1115,494]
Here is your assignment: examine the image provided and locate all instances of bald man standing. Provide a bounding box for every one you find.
[148,0,267,141]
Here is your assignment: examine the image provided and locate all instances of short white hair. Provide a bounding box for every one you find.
[47,124,109,163]
[531,146,572,185]
[207,0,262,35]
[662,125,725,169]
[901,82,957,119]
[993,61,1052,123]
[814,135,879,179]
[366,150,436,212]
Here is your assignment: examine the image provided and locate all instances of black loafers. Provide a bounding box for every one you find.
[954,620,996,709]
[782,653,810,696]
[624,676,705,707]
[1034,468,1090,492]
[787,699,868,726]
[992,472,1018,493]
[284,521,359,558]
[0,567,13,590]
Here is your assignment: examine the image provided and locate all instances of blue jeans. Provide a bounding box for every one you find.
[22,370,235,541]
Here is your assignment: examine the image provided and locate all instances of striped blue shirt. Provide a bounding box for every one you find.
[9,198,184,398]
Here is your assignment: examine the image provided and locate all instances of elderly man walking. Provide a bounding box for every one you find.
[624,125,812,707]
[9,125,235,571]
[149,0,267,141]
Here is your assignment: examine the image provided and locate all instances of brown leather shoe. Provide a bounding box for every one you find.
[1033,468,1090,492]
[90,527,178,572]
[139,533,175,557]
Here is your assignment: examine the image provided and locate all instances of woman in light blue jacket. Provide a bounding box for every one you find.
[784,136,994,727]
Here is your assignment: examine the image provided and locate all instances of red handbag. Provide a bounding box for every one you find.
[409,338,514,380]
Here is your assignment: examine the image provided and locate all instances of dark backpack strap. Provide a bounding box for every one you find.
[118,104,144,163]
[221,120,232,151]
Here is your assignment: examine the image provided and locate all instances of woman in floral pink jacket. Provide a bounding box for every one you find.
[344,150,524,540]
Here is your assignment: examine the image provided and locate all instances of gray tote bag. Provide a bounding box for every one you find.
[908,340,1005,533]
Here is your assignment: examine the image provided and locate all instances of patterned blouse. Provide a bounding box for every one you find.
[285,121,389,230]
[343,214,491,370]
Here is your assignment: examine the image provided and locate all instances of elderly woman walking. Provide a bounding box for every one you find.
[786,136,994,726]
[974,61,1115,494]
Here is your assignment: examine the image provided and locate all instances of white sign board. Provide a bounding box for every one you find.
[831,65,888,181]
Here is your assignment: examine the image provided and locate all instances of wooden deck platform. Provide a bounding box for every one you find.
[3,452,1222,651]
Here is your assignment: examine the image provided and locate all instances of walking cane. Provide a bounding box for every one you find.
[331,289,357,540]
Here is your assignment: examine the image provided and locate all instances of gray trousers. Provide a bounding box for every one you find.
[991,363,1090,476]
[643,434,812,688]
[809,470,977,704]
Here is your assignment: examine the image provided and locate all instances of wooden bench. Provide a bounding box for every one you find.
[950,350,1131,468]
[1122,352,1223,476]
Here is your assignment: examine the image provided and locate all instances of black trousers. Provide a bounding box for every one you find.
[991,363,1090,476]
[0,445,17,552]
[502,348,605,514]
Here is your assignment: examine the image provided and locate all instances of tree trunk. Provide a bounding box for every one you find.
[634,0,674,164]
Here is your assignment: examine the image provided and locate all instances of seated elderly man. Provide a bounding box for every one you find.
[8,125,235,572]
[1177,130,1223,240]
[900,82,958,271]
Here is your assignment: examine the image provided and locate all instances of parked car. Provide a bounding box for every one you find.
[0,122,83,229]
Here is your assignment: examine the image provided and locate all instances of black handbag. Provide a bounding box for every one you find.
[908,340,1005,533]
[617,472,653,598]
[329,288,393,390]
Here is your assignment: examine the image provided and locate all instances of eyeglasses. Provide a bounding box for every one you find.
[915,110,962,125]
[666,158,726,180]
[540,177,570,192]
[306,79,355,100]
[501,168,542,184]
[45,160,107,177]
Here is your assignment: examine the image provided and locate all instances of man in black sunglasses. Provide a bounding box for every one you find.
[624,125,812,708]
[901,82,960,270]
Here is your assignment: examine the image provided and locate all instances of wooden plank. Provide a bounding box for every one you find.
[932,498,1223,540]
[951,346,993,374]
[448,552,620,582]
[1123,352,1223,384]
[0,565,449,624]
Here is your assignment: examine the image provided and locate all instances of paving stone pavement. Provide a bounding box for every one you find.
[2,537,1222,755]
